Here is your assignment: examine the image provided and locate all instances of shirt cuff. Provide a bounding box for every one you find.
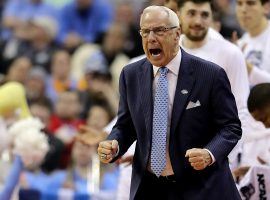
[204,148,215,165]
[115,145,120,157]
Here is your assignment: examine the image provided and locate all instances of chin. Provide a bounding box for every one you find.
[147,58,164,67]
[149,61,163,67]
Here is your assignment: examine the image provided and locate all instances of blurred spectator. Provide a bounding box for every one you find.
[79,52,119,118]
[0,35,22,75]
[74,23,130,92]
[46,50,77,104]
[0,84,49,198]
[70,43,100,81]
[18,164,66,200]
[49,91,83,133]
[30,100,65,173]
[5,56,32,84]
[49,90,84,169]
[0,16,59,74]
[1,0,58,40]
[164,0,223,38]
[62,140,98,194]
[0,83,30,196]
[213,0,242,39]
[25,67,48,104]
[0,156,23,200]
[86,103,114,131]
[99,23,130,90]
[0,82,32,196]
[56,140,118,200]
[57,0,113,51]
[114,1,144,58]
[236,0,270,85]
[17,16,59,72]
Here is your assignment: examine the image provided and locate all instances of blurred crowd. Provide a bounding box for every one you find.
[0,0,270,199]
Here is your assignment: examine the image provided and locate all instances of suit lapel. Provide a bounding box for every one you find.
[138,60,154,139]
[170,49,195,136]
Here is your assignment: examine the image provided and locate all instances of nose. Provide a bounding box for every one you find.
[147,31,157,42]
[194,15,203,24]
[242,3,248,12]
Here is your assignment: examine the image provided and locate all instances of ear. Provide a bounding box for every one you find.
[175,27,181,40]
[251,110,267,125]
[264,116,270,128]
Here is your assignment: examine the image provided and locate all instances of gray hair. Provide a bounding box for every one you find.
[141,6,180,27]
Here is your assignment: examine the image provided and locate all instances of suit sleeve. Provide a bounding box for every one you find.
[107,69,137,160]
[204,67,242,165]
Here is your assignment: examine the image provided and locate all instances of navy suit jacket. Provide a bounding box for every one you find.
[108,49,242,200]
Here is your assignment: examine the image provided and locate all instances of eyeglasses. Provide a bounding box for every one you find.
[139,26,178,38]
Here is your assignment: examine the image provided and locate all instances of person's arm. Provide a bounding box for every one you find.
[204,67,242,166]
[0,156,23,200]
[185,67,242,169]
[224,46,249,115]
[106,69,137,160]
[249,66,270,86]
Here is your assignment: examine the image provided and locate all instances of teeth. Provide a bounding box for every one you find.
[152,53,160,57]
[151,53,161,57]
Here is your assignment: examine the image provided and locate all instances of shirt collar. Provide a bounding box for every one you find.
[153,48,181,77]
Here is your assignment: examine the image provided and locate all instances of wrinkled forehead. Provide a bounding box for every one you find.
[140,9,170,28]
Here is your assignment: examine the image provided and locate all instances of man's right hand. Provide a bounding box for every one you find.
[97,140,118,163]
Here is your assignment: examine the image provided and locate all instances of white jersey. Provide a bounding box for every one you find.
[238,22,270,85]
[180,29,269,168]
[180,31,250,122]
[207,27,224,40]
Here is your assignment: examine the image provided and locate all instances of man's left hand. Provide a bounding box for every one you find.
[185,148,212,170]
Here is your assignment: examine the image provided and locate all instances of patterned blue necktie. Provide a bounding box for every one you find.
[151,67,169,177]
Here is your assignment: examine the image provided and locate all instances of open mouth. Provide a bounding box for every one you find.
[149,48,162,57]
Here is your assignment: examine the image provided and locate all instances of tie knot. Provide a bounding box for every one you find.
[159,67,168,76]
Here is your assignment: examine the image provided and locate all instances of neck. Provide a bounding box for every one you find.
[182,35,207,49]
[249,18,268,37]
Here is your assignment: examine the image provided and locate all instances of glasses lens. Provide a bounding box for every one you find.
[153,27,166,36]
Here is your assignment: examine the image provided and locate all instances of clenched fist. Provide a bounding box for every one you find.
[97,140,118,163]
[185,148,212,170]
